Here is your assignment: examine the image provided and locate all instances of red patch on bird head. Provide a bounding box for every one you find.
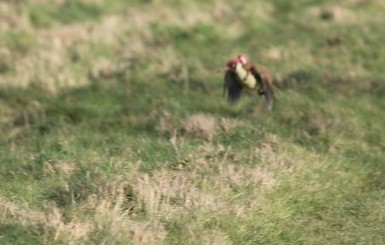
[226,54,249,70]
[226,57,240,70]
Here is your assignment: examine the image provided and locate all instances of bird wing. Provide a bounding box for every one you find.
[251,65,275,111]
[224,69,243,103]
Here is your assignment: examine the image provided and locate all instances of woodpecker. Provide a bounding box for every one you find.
[224,54,275,111]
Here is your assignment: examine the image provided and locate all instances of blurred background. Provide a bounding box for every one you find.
[1,0,384,244]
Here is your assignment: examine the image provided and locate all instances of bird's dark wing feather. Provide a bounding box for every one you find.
[224,70,243,103]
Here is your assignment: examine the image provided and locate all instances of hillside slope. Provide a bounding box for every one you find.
[1,0,384,244]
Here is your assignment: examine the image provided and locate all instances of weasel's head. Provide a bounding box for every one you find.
[237,54,249,65]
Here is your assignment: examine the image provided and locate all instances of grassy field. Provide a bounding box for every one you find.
[1,0,385,244]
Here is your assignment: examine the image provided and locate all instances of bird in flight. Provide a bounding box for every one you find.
[223,54,275,111]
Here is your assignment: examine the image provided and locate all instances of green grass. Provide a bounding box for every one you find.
[1,0,385,244]
[27,0,134,28]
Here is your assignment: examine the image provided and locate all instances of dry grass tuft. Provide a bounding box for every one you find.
[218,163,277,191]
[0,3,32,32]
[0,200,48,227]
[183,113,216,140]
[219,117,246,133]
[132,169,219,216]
[44,160,76,177]
[0,200,94,241]
[60,221,93,240]
[201,230,232,245]
[0,2,232,90]
[86,180,167,244]
[155,110,174,135]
